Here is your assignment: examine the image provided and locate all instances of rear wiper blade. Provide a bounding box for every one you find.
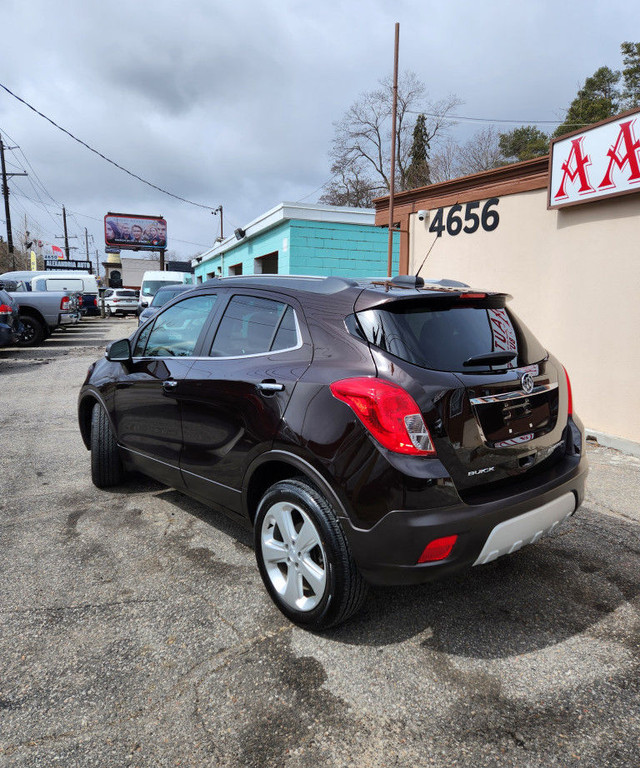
[463,351,517,367]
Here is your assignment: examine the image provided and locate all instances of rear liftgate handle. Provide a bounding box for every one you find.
[257,379,284,395]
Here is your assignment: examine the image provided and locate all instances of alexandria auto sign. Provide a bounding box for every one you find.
[548,108,640,209]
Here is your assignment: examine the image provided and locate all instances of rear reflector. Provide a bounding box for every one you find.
[563,366,573,416]
[418,535,458,563]
[330,377,436,455]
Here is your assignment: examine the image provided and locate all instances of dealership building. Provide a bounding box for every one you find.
[374,109,640,452]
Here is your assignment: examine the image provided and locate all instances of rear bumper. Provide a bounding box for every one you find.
[343,452,588,586]
[0,322,21,347]
[58,312,80,326]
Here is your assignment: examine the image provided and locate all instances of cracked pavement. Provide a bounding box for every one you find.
[0,318,639,767]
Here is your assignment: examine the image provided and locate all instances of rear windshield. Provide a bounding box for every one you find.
[151,288,184,307]
[116,290,137,298]
[356,300,547,372]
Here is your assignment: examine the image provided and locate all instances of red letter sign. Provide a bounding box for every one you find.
[598,119,640,190]
[554,137,594,200]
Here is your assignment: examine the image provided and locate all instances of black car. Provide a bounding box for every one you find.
[138,283,195,326]
[78,274,588,630]
[0,289,24,347]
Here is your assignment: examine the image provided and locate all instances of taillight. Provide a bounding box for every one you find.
[0,303,12,315]
[458,292,486,300]
[78,296,83,306]
[418,535,458,563]
[563,366,573,416]
[330,377,436,455]
[60,296,70,311]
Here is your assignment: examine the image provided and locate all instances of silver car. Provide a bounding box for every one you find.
[103,289,139,318]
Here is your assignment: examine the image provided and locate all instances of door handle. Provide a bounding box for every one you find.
[257,381,284,393]
[163,379,179,391]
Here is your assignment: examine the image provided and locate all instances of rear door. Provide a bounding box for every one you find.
[355,294,568,495]
[179,291,312,514]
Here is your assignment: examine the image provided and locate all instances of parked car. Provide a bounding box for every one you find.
[138,283,194,326]
[103,288,139,317]
[78,274,588,630]
[0,276,81,346]
[2,270,99,318]
[0,289,24,347]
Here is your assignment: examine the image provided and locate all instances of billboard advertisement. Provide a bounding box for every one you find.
[104,213,167,251]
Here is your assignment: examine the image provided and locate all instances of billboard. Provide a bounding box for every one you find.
[548,108,640,209]
[104,212,167,251]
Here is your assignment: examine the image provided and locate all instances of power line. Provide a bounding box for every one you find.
[0,82,220,212]
[407,109,585,127]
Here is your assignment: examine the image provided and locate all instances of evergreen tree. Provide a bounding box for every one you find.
[406,113,431,188]
[621,41,640,108]
[498,126,549,162]
[554,66,621,137]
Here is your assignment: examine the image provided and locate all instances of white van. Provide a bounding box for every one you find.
[138,270,193,312]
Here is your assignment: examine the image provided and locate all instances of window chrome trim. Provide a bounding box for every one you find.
[469,382,558,406]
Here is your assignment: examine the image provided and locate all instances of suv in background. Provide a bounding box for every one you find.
[138,283,194,326]
[78,274,588,630]
[103,288,139,317]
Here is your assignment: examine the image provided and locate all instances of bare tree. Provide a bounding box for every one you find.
[430,137,462,184]
[320,72,461,206]
[456,126,504,176]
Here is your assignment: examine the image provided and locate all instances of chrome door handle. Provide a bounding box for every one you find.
[257,381,284,393]
[163,380,179,390]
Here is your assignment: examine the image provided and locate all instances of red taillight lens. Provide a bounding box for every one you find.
[330,377,436,455]
[0,303,13,314]
[418,535,458,563]
[78,296,83,306]
[458,292,486,300]
[563,366,573,416]
[60,296,70,311]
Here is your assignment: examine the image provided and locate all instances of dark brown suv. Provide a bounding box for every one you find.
[78,274,588,629]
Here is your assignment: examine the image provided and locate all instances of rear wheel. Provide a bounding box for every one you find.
[105,306,112,318]
[17,315,45,347]
[90,403,124,487]
[255,479,367,630]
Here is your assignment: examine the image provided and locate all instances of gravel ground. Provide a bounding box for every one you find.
[0,317,638,768]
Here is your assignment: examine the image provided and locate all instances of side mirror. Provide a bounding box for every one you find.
[106,338,132,363]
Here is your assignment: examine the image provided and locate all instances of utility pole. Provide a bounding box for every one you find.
[84,228,92,273]
[387,23,400,278]
[62,206,70,260]
[95,249,100,279]
[0,133,27,270]
[213,204,223,242]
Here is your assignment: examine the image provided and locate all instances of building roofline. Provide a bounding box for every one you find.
[193,201,378,267]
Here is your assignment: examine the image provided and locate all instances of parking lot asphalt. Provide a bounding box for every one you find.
[1,317,639,768]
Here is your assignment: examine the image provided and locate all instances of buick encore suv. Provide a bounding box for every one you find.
[78,274,588,629]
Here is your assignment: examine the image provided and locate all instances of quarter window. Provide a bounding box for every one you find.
[134,294,217,357]
[210,295,297,357]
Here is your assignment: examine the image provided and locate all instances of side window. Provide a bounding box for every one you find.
[134,294,217,357]
[210,295,297,357]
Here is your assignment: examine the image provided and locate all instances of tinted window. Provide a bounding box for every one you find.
[151,288,186,307]
[142,280,181,296]
[115,290,137,298]
[135,294,217,357]
[210,295,295,357]
[357,301,546,372]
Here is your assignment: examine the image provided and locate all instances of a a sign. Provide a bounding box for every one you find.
[104,212,167,251]
[549,109,640,209]
[43,259,93,272]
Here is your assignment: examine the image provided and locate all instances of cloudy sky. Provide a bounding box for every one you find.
[0,0,636,266]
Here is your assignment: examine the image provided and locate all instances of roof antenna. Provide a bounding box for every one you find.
[415,232,440,278]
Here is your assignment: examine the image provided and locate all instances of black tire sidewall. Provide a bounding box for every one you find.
[254,479,351,630]
[17,316,44,347]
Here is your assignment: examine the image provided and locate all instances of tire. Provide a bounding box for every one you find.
[105,306,112,318]
[255,479,368,630]
[90,403,125,488]
[17,315,45,347]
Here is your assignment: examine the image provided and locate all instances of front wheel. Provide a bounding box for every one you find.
[90,403,125,487]
[105,306,112,318]
[255,479,367,630]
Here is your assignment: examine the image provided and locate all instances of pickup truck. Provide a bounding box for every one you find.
[0,278,81,346]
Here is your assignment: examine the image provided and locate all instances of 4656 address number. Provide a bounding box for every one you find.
[428,197,500,238]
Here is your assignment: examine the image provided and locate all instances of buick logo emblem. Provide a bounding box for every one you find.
[521,373,534,395]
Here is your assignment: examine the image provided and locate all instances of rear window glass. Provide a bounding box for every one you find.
[356,301,546,372]
[151,288,185,307]
[116,290,137,297]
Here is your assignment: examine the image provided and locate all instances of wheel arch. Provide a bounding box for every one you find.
[78,391,112,450]
[243,450,350,526]
[17,305,48,328]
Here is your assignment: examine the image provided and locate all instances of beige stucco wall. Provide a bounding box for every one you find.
[409,188,640,444]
